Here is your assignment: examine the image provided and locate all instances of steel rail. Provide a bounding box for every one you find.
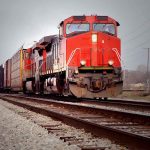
[82,98,150,111]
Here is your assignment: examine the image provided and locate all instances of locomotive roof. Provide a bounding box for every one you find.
[60,15,120,26]
[39,35,57,45]
[32,35,58,50]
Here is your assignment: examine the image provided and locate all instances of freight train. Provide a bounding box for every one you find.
[0,15,123,99]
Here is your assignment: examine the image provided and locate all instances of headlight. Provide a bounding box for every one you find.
[92,34,97,43]
[108,60,114,66]
[80,60,86,66]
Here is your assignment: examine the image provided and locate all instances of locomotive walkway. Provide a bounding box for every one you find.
[0,94,150,150]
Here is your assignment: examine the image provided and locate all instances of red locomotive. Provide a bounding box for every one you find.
[3,15,123,99]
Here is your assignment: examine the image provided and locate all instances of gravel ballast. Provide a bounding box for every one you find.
[0,99,79,150]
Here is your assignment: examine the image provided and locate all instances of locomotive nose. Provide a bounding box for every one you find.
[91,32,120,67]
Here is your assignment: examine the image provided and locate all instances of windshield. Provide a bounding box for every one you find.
[93,24,115,35]
[66,23,90,34]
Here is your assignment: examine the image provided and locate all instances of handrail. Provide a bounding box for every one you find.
[36,60,46,73]
[66,48,81,66]
[66,48,81,79]
[112,48,121,64]
[112,48,126,81]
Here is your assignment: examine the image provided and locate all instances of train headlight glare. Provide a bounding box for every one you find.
[108,60,114,66]
[80,60,86,66]
[92,34,97,43]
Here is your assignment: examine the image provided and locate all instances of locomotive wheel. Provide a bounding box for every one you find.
[104,97,108,100]
[32,80,36,94]
[56,73,65,94]
[40,78,45,94]
[23,81,26,94]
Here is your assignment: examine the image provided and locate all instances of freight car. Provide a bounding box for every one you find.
[3,48,25,92]
[4,15,123,99]
[11,48,24,91]
[4,59,11,91]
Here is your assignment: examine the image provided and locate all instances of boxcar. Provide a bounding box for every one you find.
[11,49,24,91]
[4,59,11,91]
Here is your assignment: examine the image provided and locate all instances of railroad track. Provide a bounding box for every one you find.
[0,94,150,150]
[9,93,150,115]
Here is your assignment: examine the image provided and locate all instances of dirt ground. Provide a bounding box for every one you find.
[117,91,150,101]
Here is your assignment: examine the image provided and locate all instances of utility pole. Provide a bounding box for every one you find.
[147,48,150,93]
[145,48,150,93]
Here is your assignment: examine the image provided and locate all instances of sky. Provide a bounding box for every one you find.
[0,0,150,71]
